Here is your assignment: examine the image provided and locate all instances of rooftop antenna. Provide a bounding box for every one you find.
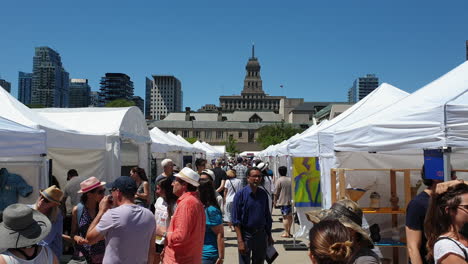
[252,43,255,58]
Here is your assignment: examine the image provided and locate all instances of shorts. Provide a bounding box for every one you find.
[280,205,292,216]
[155,243,164,253]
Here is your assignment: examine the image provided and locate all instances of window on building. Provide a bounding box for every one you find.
[309,114,313,121]
[216,131,224,139]
[195,131,200,138]
[238,131,243,138]
[205,131,212,139]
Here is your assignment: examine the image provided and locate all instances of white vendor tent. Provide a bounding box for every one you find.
[0,115,48,205]
[150,127,206,175]
[150,127,185,154]
[288,83,409,208]
[193,141,222,160]
[201,142,224,158]
[33,107,151,187]
[0,116,46,157]
[335,61,468,151]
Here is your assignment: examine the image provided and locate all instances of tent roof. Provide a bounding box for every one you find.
[34,107,151,143]
[335,61,468,151]
[0,88,106,149]
[0,116,46,156]
[150,127,188,153]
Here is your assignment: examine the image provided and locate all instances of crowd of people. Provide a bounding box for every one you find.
[0,157,293,264]
[1,157,464,264]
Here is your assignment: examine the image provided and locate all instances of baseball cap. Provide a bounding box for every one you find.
[106,176,137,195]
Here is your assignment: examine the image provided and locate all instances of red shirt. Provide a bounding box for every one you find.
[163,191,206,264]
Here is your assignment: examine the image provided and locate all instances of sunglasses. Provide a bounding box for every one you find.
[91,189,106,195]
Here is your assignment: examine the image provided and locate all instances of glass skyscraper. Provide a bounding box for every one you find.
[31,47,70,107]
[98,73,134,106]
[18,72,32,104]
[69,79,91,107]
[348,74,379,103]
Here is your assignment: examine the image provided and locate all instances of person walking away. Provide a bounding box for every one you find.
[86,176,156,264]
[212,158,227,197]
[156,159,175,183]
[130,167,150,208]
[232,157,248,187]
[406,165,444,264]
[199,178,225,264]
[62,169,86,247]
[425,181,468,264]
[232,167,273,264]
[274,166,293,238]
[31,185,64,259]
[0,204,58,264]
[163,167,206,264]
[67,177,106,263]
[153,178,178,264]
[224,170,242,232]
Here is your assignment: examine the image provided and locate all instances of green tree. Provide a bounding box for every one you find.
[185,137,198,144]
[224,134,239,155]
[105,99,135,107]
[26,104,46,108]
[256,123,304,149]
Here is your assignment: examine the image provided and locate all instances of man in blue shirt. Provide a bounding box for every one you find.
[232,167,273,264]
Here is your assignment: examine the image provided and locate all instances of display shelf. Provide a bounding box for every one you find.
[361,207,406,214]
[330,168,420,264]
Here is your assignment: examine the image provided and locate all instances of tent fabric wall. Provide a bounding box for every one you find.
[0,116,48,206]
[33,107,151,185]
[0,117,46,157]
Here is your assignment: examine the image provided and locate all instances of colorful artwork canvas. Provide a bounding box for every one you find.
[292,157,322,207]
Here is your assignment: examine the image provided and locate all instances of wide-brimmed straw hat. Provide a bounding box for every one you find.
[0,204,51,249]
[40,185,63,205]
[78,176,106,193]
[305,199,372,245]
[175,167,200,187]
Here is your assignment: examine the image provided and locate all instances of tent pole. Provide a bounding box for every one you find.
[443,147,452,182]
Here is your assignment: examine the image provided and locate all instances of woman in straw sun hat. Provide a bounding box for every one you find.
[0,203,58,263]
[30,185,64,260]
[67,176,106,264]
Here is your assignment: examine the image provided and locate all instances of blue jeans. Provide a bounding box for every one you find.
[238,228,267,264]
[202,257,218,264]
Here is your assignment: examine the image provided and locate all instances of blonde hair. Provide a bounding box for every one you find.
[35,197,60,222]
[227,170,236,178]
[309,220,353,264]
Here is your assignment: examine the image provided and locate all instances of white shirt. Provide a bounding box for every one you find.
[434,237,468,263]
[225,178,242,203]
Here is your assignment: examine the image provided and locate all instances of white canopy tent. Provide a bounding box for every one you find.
[34,107,151,186]
[288,83,410,208]
[193,141,221,160]
[0,116,46,157]
[201,142,224,159]
[0,115,48,205]
[150,127,186,154]
[335,62,468,151]
[150,127,206,175]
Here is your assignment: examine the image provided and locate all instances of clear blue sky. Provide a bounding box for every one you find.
[1,0,467,110]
